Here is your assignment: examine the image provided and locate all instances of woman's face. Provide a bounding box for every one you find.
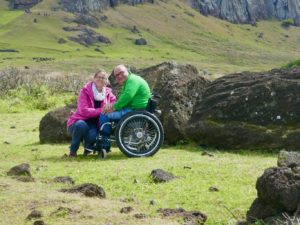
[94,72,107,89]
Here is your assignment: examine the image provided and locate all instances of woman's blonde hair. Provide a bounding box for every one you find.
[94,70,110,85]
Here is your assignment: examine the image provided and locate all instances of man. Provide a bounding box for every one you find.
[98,65,151,158]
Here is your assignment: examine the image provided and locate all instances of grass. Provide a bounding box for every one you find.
[0,0,300,75]
[0,111,277,224]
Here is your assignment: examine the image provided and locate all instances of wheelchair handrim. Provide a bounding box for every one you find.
[117,114,162,157]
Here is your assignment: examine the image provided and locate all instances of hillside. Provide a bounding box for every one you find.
[0,0,300,75]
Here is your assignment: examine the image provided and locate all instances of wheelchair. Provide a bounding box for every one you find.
[88,95,164,158]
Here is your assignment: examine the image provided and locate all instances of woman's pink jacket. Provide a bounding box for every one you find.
[67,81,116,127]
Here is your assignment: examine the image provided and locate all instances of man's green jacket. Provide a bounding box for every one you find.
[113,73,151,111]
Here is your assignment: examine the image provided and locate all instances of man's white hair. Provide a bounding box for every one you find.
[114,65,128,76]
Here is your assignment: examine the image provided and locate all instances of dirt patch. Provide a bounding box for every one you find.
[157,208,207,224]
[50,206,80,217]
[26,210,43,220]
[134,213,147,219]
[13,176,35,182]
[59,183,106,198]
[53,176,74,185]
[7,163,31,177]
[120,206,133,214]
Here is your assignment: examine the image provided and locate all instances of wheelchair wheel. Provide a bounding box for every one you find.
[115,111,164,157]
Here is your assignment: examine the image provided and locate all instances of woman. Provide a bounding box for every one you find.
[67,70,116,157]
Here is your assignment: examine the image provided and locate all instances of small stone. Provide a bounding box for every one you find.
[59,183,105,198]
[134,213,146,219]
[209,186,219,192]
[183,166,192,169]
[7,163,31,177]
[120,206,133,214]
[33,220,45,225]
[151,169,176,183]
[10,125,16,129]
[53,176,75,185]
[149,200,156,205]
[4,141,10,144]
[26,210,43,220]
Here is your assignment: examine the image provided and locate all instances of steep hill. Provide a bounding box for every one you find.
[0,0,300,76]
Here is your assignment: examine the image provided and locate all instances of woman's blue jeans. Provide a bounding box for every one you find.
[68,120,98,154]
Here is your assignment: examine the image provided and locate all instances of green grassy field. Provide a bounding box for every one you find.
[0,111,277,224]
[0,0,300,75]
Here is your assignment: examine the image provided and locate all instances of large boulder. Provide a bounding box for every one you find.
[108,62,208,144]
[187,67,300,150]
[246,165,300,223]
[39,105,75,143]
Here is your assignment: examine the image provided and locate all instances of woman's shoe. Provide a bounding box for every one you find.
[99,149,107,159]
[68,152,77,158]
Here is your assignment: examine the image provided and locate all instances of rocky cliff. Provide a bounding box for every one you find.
[188,0,300,26]
[9,0,42,9]
[59,0,154,13]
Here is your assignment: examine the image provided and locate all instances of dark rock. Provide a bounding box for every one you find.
[137,62,208,144]
[39,105,75,143]
[277,150,300,167]
[68,27,110,46]
[73,14,99,28]
[7,163,31,177]
[0,49,18,52]
[131,25,140,33]
[33,18,37,23]
[150,169,176,183]
[26,210,43,220]
[57,38,67,44]
[149,200,156,205]
[10,125,16,129]
[53,176,75,185]
[158,208,207,224]
[134,213,147,219]
[24,66,30,69]
[59,183,106,198]
[208,186,219,192]
[135,38,147,45]
[246,167,300,222]
[9,0,42,9]
[59,0,155,13]
[3,141,10,144]
[187,67,300,150]
[257,32,264,38]
[120,206,133,214]
[33,220,45,225]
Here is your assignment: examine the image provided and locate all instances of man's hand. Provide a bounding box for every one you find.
[103,103,114,114]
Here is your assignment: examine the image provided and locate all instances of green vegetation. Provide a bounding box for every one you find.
[281,18,295,28]
[0,0,300,75]
[0,111,277,224]
[283,59,300,69]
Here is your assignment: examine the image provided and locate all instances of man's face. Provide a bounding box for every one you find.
[114,69,127,85]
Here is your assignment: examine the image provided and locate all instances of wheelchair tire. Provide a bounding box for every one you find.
[115,111,164,157]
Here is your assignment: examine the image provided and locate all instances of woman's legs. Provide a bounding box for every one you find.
[68,120,89,154]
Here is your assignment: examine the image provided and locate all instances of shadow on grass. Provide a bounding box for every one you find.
[167,143,280,157]
[42,151,131,163]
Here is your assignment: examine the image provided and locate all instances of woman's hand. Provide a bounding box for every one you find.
[103,103,114,114]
